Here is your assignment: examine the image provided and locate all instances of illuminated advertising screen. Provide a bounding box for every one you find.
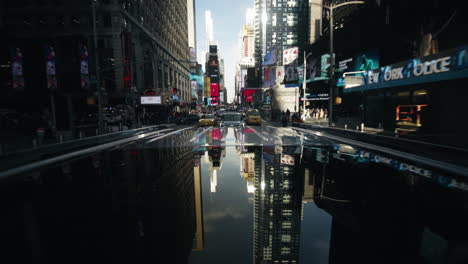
[338,50,380,73]
[210,83,219,97]
[212,128,221,141]
[79,43,89,90]
[141,96,162,104]
[211,96,219,106]
[191,80,198,98]
[243,89,255,103]
[44,45,57,90]
[10,47,25,90]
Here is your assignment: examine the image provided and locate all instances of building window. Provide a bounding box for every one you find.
[56,16,65,27]
[71,16,80,27]
[38,16,48,27]
[103,13,112,27]
[281,235,291,242]
[282,209,292,216]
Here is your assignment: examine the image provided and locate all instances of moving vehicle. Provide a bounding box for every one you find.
[246,109,262,125]
[198,114,216,127]
[218,112,245,127]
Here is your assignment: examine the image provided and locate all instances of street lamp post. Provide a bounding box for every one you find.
[302,51,313,116]
[92,0,104,133]
[312,0,365,126]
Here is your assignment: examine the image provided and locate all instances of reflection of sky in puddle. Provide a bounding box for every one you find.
[189,128,332,264]
[190,141,253,263]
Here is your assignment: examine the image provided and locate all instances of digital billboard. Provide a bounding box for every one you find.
[338,50,380,73]
[10,47,25,90]
[141,96,162,104]
[44,45,57,90]
[79,43,89,90]
[210,83,219,97]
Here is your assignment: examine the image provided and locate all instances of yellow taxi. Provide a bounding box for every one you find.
[198,114,216,126]
[246,110,262,125]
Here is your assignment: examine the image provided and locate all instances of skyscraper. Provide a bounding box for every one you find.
[309,0,323,44]
[205,10,214,46]
[188,0,197,50]
[254,0,310,83]
[236,7,257,105]
[0,0,192,129]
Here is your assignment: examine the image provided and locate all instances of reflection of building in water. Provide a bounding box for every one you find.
[207,128,226,193]
[192,163,204,251]
[141,129,197,263]
[253,143,302,264]
[241,153,256,193]
[303,168,314,204]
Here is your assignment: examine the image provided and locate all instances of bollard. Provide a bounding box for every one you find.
[79,131,84,139]
[119,123,123,131]
[59,133,64,143]
[356,125,359,130]
[360,123,365,132]
[344,124,347,130]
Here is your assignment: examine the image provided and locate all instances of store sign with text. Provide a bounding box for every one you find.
[358,46,468,87]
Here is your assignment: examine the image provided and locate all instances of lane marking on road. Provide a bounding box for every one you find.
[0,128,192,180]
[247,126,270,141]
[146,127,193,143]
[190,127,212,142]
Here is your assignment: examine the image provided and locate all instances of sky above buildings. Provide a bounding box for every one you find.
[195,0,254,103]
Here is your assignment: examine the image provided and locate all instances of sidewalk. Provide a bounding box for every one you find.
[300,117,391,135]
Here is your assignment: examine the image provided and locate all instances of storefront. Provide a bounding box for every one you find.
[340,46,468,145]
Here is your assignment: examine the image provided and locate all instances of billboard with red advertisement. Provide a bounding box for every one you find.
[212,128,221,141]
[243,89,256,103]
[210,83,219,96]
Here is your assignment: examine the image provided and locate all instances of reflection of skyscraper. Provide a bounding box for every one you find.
[207,128,226,193]
[253,145,302,264]
[303,168,314,203]
[241,153,256,193]
[192,163,205,251]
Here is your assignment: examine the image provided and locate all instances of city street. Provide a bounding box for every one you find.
[1,0,467,263]
[1,124,467,263]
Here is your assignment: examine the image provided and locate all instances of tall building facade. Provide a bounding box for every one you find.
[253,144,302,264]
[254,0,310,84]
[0,0,191,130]
[205,10,214,46]
[187,0,196,51]
[309,0,322,44]
[236,8,257,105]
